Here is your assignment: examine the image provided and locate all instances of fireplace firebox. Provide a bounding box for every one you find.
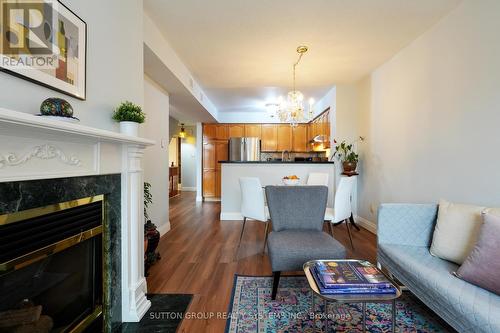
[0,196,105,333]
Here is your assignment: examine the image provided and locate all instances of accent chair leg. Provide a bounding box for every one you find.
[262,220,269,254]
[346,219,355,250]
[349,213,361,231]
[272,271,281,300]
[235,217,247,260]
[328,221,334,237]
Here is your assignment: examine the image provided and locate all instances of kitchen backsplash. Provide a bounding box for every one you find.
[260,152,327,161]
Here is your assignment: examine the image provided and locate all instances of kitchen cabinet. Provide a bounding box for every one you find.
[215,141,228,168]
[277,125,292,151]
[228,124,245,138]
[292,124,308,152]
[202,142,216,197]
[261,124,277,151]
[215,125,228,140]
[203,170,216,197]
[203,139,227,198]
[244,124,261,138]
[203,124,217,142]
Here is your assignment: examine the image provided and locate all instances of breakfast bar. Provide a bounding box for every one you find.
[219,161,336,220]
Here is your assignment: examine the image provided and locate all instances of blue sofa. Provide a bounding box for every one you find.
[377,203,500,333]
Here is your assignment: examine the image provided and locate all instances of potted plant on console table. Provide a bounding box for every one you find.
[333,136,365,176]
[112,101,145,136]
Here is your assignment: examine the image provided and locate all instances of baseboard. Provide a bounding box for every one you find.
[220,212,243,220]
[157,221,171,236]
[203,197,221,202]
[181,187,196,191]
[354,215,377,234]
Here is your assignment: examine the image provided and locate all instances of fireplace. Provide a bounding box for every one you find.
[0,196,105,333]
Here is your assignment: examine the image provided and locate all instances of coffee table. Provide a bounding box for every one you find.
[303,259,401,333]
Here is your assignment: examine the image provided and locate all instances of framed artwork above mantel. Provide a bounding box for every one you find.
[0,0,87,100]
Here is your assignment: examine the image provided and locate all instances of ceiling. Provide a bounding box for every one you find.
[144,0,460,113]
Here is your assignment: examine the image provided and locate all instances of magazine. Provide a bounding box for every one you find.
[313,261,393,289]
[310,265,397,295]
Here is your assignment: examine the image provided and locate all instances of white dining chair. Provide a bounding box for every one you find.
[307,173,329,186]
[238,177,270,257]
[307,173,335,230]
[325,176,356,250]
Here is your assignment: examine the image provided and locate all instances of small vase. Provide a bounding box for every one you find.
[119,121,139,136]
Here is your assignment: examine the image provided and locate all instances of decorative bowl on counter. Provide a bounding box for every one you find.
[282,175,300,186]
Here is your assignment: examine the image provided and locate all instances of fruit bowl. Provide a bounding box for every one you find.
[282,176,300,186]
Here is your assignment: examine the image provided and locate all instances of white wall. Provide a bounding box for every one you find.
[143,13,218,120]
[180,126,197,190]
[356,0,500,224]
[0,0,144,131]
[143,75,170,235]
[195,122,203,201]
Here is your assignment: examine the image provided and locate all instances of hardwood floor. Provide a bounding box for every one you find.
[147,192,377,332]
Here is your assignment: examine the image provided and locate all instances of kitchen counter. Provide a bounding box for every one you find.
[218,160,334,164]
[220,162,336,220]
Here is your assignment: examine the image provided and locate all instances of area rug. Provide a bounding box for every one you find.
[225,275,455,333]
[121,294,193,333]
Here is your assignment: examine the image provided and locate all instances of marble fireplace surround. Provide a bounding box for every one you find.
[0,108,155,328]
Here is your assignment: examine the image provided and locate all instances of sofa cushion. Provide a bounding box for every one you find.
[379,244,500,333]
[456,213,500,295]
[430,199,485,264]
[267,230,345,272]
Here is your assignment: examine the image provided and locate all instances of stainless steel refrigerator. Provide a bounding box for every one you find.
[228,137,261,161]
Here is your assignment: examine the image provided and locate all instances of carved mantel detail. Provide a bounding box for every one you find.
[0,144,82,168]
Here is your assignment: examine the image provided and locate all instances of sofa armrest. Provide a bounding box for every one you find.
[377,203,438,247]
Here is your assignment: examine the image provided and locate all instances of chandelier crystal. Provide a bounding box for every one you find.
[270,46,315,127]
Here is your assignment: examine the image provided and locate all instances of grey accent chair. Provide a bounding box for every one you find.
[265,185,346,300]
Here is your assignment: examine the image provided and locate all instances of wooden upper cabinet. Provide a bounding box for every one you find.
[228,124,245,138]
[292,124,308,152]
[215,125,228,140]
[215,141,228,168]
[203,124,217,142]
[261,124,277,151]
[244,124,261,138]
[277,125,292,151]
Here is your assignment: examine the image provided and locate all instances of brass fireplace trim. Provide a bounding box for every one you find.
[0,194,104,226]
[69,305,103,333]
[0,225,103,273]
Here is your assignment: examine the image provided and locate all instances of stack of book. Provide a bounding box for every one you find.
[311,261,397,295]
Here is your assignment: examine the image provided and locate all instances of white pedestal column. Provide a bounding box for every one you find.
[121,144,151,321]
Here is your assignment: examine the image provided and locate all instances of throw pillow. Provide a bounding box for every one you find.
[455,213,500,295]
[430,200,485,264]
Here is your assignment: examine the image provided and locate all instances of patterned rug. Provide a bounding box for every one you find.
[225,275,455,333]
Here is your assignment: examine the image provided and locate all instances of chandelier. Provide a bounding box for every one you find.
[267,46,314,127]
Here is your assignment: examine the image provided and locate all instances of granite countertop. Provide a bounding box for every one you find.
[218,160,334,164]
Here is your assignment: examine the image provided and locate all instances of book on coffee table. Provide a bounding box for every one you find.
[311,260,397,295]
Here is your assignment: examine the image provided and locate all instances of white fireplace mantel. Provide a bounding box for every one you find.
[0,108,155,322]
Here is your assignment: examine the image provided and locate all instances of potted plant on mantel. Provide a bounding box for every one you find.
[333,137,365,176]
[112,101,145,136]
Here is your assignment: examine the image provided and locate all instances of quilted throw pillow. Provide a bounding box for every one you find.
[430,200,485,264]
[455,213,500,295]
